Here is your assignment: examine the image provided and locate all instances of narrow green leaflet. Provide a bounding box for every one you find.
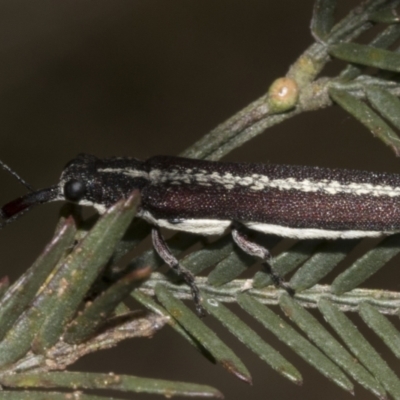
[289,239,358,292]
[181,236,234,276]
[132,290,210,357]
[0,217,76,341]
[340,24,400,81]
[208,236,281,287]
[369,7,400,23]
[279,293,386,399]
[64,266,151,344]
[109,218,151,264]
[329,43,400,73]
[331,233,400,295]
[0,371,223,398]
[311,0,337,40]
[253,240,322,288]
[237,294,354,393]
[155,284,252,383]
[207,250,254,287]
[359,302,400,359]
[319,298,400,399]
[202,293,302,384]
[329,88,400,155]
[0,277,9,301]
[366,86,400,149]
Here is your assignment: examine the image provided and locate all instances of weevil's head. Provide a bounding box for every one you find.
[0,153,147,227]
[57,153,107,213]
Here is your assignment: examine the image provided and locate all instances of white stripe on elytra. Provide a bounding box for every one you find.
[149,168,400,197]
[138,210,394,238]
[98,166,400,197]
[98,167,149,179]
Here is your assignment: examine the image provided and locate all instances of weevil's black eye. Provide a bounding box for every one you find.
[64,179,86,202]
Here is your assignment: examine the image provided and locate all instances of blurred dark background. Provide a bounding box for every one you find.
[0,1,399,399]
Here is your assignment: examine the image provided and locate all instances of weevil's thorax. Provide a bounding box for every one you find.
[58,153,149,213]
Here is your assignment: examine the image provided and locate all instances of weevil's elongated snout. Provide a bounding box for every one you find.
[0,153,149,229]
[0,186,59,228]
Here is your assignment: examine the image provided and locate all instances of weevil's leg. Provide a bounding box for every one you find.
[151,227,205,316]
[231,223,294,295]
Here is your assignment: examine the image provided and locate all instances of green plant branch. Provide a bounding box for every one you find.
[182,0,397,161]
[139,273,400,315]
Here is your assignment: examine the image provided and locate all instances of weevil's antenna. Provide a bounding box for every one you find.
[0,159,34,192]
